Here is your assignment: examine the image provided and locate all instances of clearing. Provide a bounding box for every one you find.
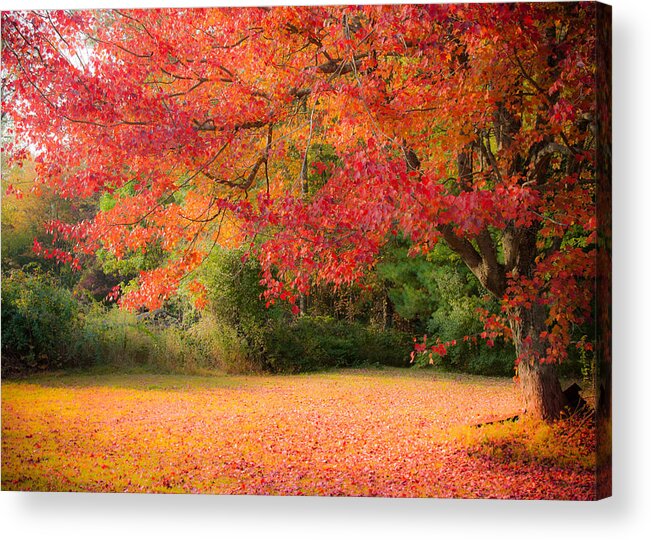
[1,368,596,498]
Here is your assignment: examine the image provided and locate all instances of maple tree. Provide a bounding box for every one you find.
[2,3,605,419]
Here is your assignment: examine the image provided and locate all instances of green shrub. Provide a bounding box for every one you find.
[73,306,228,374]
[464,342,515,377]
[198,248,411,373]
[1,269,83,373]
[362,325,412,367]
[73,306,154,368]
[265,316,410,373]
[184,313,261,374]
[199,247,280,372]
[2,249,410,376]
[424,274,515,377]
[378,239,516,377]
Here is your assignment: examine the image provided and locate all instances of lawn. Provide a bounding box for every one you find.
[1,368,597,499]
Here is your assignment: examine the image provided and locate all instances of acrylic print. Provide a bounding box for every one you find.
[1,2,611,499]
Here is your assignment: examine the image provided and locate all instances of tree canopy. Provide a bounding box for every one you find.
[2,3,602,418]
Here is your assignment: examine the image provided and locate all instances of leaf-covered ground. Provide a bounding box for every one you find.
[1,368,597,499]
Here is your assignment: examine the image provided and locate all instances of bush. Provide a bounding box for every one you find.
[464,342,515,377]
[200,247,280,372]
[72,306,155,368]
[186,313,261,374]
[73,305,234,374]
[2,250,410,376]
[265,316,410,373]
[1,269,83,373]
[424,270,515,377]
[198,248,411,373]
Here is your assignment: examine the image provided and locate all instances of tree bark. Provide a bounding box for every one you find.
[516,358,565,421]
[509,305,565,420]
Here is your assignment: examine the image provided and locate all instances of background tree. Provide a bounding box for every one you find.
[2,3,605,419]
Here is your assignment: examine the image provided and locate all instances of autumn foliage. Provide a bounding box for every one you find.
[2,4,604,419]
[1,370,598,499]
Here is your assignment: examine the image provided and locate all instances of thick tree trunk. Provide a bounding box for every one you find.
[509,305,565,420]
[517,358,565,420]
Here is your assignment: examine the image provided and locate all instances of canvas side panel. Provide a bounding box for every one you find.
[595,0,612,500]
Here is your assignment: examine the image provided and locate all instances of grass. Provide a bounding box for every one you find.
[1,367,597,499]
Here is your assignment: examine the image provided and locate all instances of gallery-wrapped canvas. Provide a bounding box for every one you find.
[1,2,611,499]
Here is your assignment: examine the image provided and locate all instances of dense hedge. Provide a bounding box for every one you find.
[200,248,411,373]
[265,316,410,373]
[2,247,582,379]
[2,269,83,373]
